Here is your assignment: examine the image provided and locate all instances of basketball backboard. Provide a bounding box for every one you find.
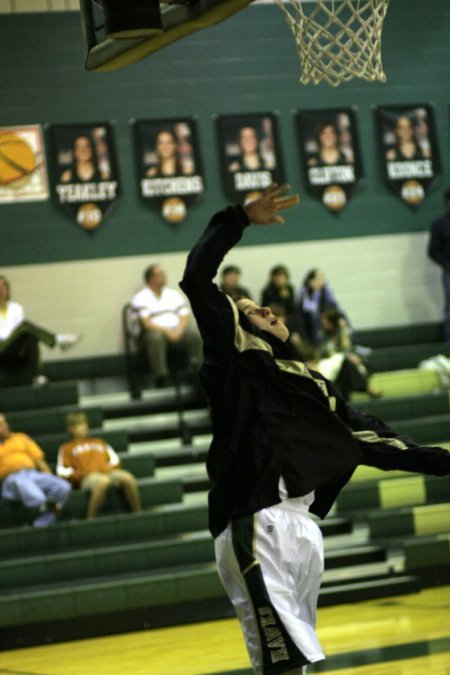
[80,0,254,72]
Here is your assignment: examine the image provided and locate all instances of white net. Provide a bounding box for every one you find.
[275,0,390,87]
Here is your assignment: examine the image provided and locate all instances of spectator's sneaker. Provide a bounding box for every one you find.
[56,333,82,351]
[32,374,49,388]
[32,512,57,527]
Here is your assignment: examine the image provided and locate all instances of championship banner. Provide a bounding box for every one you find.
[47,123,119,231]
[375,105,441,207]
[296,109,363,213]
[134,118,204,224]
[216,113,285,203]
[0,125,49,204]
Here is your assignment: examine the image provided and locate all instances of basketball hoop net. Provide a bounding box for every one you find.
[275,0,389,87]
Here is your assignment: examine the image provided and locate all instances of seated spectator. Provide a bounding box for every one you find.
[0,274,81,387]
[311,307,381,400]
[298,268,340,346]
[320,306,354,353]
[131,264,203,387]
[0,413,71,526]
[57,412,142,519]
[219,265,251,302]
[261,264,305,343]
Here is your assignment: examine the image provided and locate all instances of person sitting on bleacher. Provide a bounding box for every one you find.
[219,264,252,302]
[0,413,71,527]
[131,263,203,388]
[56,412,141,519]
[0,274,81,388]
[317,307,382,400]
[298,268,341,346]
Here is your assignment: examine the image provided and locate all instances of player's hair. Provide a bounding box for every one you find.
[66,411,88,428]
[233,290,251,301]
[0,275,11,301]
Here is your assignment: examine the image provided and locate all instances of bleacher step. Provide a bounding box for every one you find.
[0,532,383,593]
[318,575,420,606]
[0,381,79,412]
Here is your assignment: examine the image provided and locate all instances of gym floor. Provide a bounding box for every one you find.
[2,585,449,674]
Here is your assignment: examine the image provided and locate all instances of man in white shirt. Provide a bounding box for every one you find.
[131,264,202,387]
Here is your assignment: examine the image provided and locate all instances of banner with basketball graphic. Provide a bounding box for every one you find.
[217,113,285,203]
[0,125,49,204]
[47,123,119,231]
[375,104,441,208]
[296,108,363,213]
[134,118,204,224]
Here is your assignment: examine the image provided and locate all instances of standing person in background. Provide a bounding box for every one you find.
[0,413,71,526]
[131,263,203,387]
[298,269,339,346]
[0,275,81,387]
[57,412,141,519]
[220,265,252,302]
[428,187,450,342]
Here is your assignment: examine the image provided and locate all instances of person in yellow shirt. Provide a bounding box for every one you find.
[0,413,71,527]
[57,412,142,519]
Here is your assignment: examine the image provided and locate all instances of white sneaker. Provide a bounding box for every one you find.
[32,374,49,388]
[56,333,82,351]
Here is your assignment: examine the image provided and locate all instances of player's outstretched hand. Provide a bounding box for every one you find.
[243,183,299,226]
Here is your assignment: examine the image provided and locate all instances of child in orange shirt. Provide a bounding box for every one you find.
[57,412,141,519]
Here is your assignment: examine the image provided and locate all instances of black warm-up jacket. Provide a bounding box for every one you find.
[180,205,450,538]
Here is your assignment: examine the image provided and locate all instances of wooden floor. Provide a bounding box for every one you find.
[2,586,450,675]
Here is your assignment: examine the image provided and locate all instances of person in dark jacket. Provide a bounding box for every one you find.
[428,186,450,342]
[180,184,450,675]
[297,268,340,346]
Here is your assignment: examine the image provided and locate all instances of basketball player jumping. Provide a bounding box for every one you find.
[180,184,450,675]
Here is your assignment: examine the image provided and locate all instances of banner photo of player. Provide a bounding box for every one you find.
[47,123,119,231]
[134,118,204,224]
[217,113,284,203]
[0,125,49,204]
[375,104,441,207]
[297,109,363,213]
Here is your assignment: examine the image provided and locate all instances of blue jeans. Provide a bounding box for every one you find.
[1,469,71,509]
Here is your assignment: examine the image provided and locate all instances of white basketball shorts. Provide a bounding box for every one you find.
[215,500,325,675]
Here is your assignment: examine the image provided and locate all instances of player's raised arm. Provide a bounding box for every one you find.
[243,183,300,226]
